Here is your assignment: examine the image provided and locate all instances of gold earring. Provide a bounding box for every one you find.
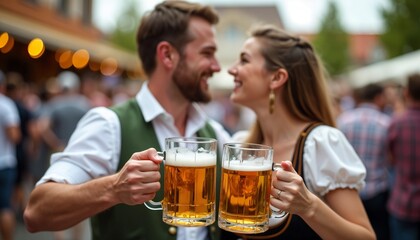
[269,90,275,114]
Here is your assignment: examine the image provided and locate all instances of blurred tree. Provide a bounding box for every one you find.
[109,0,140,52]
[380,0,420,58]
[312,1,350,77]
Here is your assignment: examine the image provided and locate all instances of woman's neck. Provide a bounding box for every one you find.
[258,110,310,163]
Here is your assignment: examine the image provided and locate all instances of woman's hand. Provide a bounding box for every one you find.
[270,161,317,218]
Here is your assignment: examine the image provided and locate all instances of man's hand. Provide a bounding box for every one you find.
[113,148,163,205]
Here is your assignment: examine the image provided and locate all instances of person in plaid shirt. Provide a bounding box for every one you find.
[387,73,420,240]
[338,83,391,240]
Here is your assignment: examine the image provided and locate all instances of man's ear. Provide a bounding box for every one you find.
[270,68,288,89]
[157,41,177,68]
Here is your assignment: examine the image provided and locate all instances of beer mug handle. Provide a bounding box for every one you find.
[143,151,165,211]
[144,200,163,210]
[270,205,287,218]
[271,163,288,218]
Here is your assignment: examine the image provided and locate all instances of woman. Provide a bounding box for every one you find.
[222,25,375,240]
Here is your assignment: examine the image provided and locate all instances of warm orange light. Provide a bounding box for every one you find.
[28,38,45,58]
[55,49,67,62]
[58,50,73,69]
[0,32,9,49]
[100,58,118,76]
[89,61,100,71]
[72,49,90,69]
[0,35,14,54]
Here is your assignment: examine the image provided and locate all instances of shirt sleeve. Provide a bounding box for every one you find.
[303,125,366,197]
[37,107,121,185]
[1,97,20,126]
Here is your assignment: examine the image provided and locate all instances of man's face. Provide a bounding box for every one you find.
[173,17,221,103]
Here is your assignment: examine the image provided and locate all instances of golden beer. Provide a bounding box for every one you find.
[218,162,272,233]
[162,152,216,226]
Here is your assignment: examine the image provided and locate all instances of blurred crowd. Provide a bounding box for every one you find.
[1,68,419,240]
[0,70,142,240]
[334,74,420,240]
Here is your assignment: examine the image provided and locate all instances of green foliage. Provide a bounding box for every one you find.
[109,0,140,52]
[380,0,420,58]
[312,1,350,77]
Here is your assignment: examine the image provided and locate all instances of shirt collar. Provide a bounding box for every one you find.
[137,82,165,122]
[136,82,208,131]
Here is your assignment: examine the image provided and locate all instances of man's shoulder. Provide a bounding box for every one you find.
[0,94,15,107]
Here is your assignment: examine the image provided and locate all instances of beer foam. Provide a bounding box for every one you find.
[165,151,216,167]
[222,158,272,171]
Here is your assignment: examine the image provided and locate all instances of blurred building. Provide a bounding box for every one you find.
[345,49,420,88]
[210,4,284,91]
[0,1,386,91]
[0,0,142,87]
[299,33,382,66]
[210,3,382,91]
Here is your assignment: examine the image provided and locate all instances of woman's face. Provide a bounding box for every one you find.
[228,37,272,110]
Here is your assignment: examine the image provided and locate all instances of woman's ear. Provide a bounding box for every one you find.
[270,68,288,89]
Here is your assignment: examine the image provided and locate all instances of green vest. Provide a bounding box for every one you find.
[90,99,221,240]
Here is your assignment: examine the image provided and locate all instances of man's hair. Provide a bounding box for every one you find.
[359,83,384,102]
[136,1,219,77]
[407,73,420,101]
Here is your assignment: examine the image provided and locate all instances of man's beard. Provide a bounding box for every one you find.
[173,59,211,103]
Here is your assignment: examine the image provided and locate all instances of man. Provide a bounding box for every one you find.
[23,1,230,240]
[39,71,91,153]
[337,83,391,240]
[0,70,21,240]
[5,72,36,215]
[387,73,420,240]
[37,71,91,240]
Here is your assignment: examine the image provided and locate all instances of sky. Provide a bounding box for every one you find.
[93,0,391,34]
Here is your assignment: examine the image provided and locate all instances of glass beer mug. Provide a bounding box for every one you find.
[144,137,217,227]
[218,143,274,234]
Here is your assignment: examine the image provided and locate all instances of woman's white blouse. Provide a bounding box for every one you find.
[303,125,365,197]
[233,125,366,198]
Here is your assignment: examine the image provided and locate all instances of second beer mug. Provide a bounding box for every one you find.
[145,137,217,227]
[218,143,273,234]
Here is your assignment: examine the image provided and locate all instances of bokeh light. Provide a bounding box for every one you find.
[28,38,45,58]
[72,49,90,69]
[89,61,100,71]
[100,57,118,76]
[0,33,14,54]
[0,32,9,48]
[58,50,73,69]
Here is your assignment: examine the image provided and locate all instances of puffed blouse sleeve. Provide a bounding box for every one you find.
[303,125,366,198]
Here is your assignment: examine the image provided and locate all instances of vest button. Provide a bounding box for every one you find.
[168,226,177,235]
[210,226,216,232]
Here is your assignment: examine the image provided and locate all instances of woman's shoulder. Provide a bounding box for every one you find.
[303,124,366,196]
[307,125,347,144]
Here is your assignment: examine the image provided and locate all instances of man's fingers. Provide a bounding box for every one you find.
[136,171,161,183]
[130,148,163,164]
